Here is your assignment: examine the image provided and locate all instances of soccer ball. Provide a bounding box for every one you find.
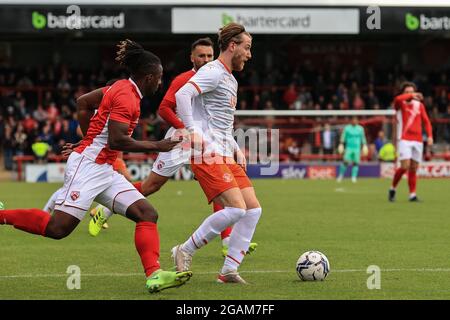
[296,250,330,281]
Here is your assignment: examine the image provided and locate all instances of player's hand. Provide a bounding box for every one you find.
[362,145,369,157]
[427,137,433,146]
[412,92,424,101]
[61,141,81,159]
[338,143,345,155]
[235,149,247,172]
[155,137,182,152]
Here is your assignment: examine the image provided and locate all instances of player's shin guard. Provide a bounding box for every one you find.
[223,207,262,272]
[135,221,160,277]
[182,207,245,255]
[0,208,51,236]
[214,203,232,240]
[408,169,417,196]
[392,168,407,189]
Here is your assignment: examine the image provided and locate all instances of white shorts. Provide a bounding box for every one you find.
[54,152,145,220]
[398,140,424,163]
[152,127,190,177]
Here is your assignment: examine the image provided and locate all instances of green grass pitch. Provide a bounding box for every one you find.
[0,178,449,300]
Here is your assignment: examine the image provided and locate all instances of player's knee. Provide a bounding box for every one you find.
[45,225,72,240]
[136,205,158,223]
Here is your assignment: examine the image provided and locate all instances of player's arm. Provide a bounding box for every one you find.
[421,104,433,146]
[361,126,369,156]
[77,87,106,136]
[393,93,423,110]
[158,76,186,129]
[108,120,179,152]
[338,127,346,154]
[108,91,180,153]
[175,66,221,130]
[158,99,185,129]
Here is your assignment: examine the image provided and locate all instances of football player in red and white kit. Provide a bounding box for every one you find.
[0,40,192,293]
[88,38,256,256]
[389,82,433,202]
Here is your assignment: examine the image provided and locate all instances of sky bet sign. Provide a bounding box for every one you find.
[31,5,125,30]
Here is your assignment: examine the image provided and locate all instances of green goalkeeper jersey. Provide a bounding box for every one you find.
[341,124,367,150]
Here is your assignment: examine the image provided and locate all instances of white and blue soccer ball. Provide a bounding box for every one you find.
[296,250,330,281]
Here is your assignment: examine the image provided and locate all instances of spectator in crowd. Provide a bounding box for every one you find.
[31,137,51,164]
[374,130,386,153]
[287,140,301,161]
[322,123,337,157]
[283,83,298,109]
[378,141,396,162]
[32,105,48,124]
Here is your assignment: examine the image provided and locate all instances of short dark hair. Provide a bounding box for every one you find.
[218,22,252,52]
[191,37,213,52]
[115,39,161,79]
[400,81,417,93]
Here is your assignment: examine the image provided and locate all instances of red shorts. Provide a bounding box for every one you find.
[191,157,253,204]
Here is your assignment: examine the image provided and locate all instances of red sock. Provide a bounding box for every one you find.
[392,168,407,189]
[0,208,51,236]
[135,221,160,277]
[408,169,417,194]
[213,203,233,240]
[133,181,143,194]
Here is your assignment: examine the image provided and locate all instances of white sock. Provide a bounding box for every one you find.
[94,204,113,220]
[222,237,230,247]
[222,207,262,273]
[43,189,61,213]
[409,193,416,198]
[182,207,245,255]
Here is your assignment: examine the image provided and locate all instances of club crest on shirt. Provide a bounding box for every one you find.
[223,173,233,183]
[70,191,80,201]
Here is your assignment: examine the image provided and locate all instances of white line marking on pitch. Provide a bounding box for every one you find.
[2,268,450,279]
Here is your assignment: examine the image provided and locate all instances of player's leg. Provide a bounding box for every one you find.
[407,142,423,201]
[172,161,247,272]
[389,140,411,201]
[338,150,352,182]
[351,151,361,183]
[408,160,419,201]
[96,171,192,293]
[89,145,185,236]
[219,164,261,284]
[43,187,63,213]
[141,171,170,196]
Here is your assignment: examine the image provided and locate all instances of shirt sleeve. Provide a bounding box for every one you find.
[161,75,189,104]
[188,64,221,94]
[393,93,413,110]
[340,127,347,143]
[158,99,185,129]
[421,103,433,139]
[361,126,367,145]
[109,89,134,124]
[101,86,111,94]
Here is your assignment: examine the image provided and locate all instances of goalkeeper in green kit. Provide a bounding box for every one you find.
[337,116,368,183]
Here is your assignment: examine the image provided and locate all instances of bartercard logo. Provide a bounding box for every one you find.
[406,13,450,31]
[32,5,125,30]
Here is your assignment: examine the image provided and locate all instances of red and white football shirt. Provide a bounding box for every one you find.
[75,78,142,165]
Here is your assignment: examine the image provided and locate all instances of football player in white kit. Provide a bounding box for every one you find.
[172,23,262,284]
